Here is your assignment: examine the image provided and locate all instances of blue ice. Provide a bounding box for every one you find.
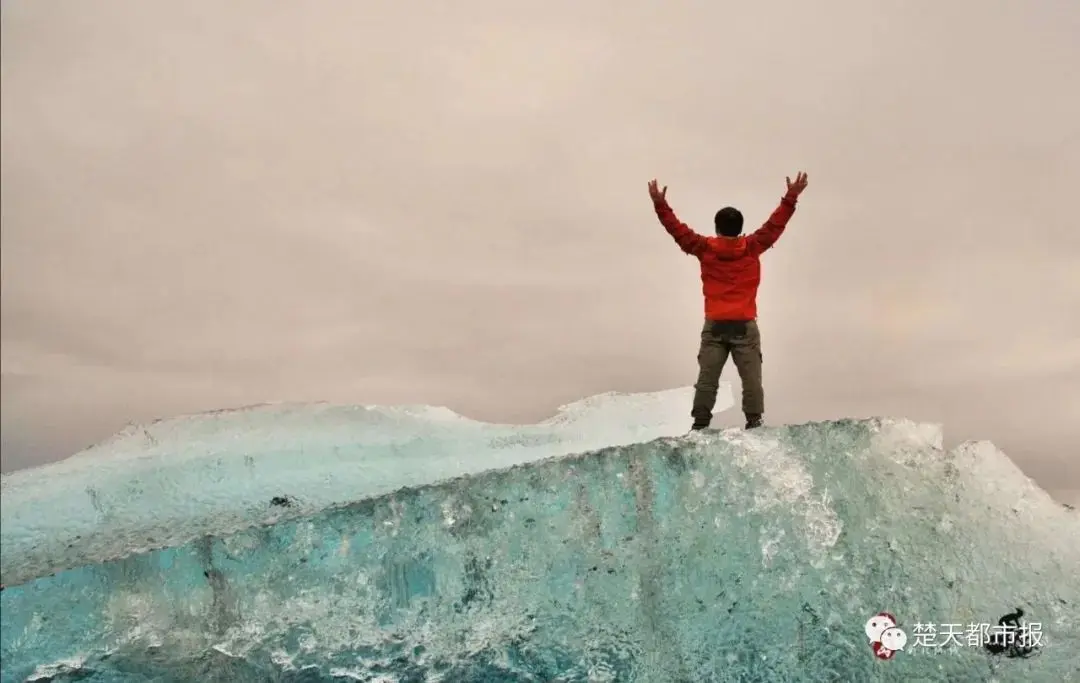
[2,386,1078,682]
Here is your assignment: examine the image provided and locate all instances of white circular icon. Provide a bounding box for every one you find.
[865,613,897,642]
[880,626,908,651]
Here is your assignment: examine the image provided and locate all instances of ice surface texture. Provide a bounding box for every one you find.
[1,386,727,588]
[2,390,1079,682]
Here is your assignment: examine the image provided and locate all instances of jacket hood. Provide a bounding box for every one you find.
[706,235,750,260]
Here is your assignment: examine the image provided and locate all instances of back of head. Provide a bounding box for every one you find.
[714,207,744,237]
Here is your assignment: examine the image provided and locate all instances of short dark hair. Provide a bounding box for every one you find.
[714,207,743,236]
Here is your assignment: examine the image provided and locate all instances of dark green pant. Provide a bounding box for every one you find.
[692,319,764,429]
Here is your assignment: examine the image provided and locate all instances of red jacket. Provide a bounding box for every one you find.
[653,193,798,321]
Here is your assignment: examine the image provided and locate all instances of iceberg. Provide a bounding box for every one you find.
[2,387,1079,682]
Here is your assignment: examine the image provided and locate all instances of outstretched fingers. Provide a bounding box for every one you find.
[647,179,668,201]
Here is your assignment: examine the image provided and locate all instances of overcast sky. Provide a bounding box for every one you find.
[2,0,1077,502]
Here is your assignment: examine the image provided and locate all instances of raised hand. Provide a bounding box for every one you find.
[785,171,809,197]
[648,179,668,203]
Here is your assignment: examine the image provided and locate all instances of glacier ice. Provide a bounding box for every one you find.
[1,385,729,588]
[2,387,1079,683]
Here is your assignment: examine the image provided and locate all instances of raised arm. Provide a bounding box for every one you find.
[648,179,708,257]
[746,171,808,256]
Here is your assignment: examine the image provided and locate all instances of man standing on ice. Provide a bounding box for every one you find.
[647,171,809,431]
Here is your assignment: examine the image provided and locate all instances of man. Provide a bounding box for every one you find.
[647,172,809,431]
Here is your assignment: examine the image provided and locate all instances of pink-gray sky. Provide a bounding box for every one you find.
[2,0,1078,503]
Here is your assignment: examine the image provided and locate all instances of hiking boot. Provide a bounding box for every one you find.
[744,413,763,429]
